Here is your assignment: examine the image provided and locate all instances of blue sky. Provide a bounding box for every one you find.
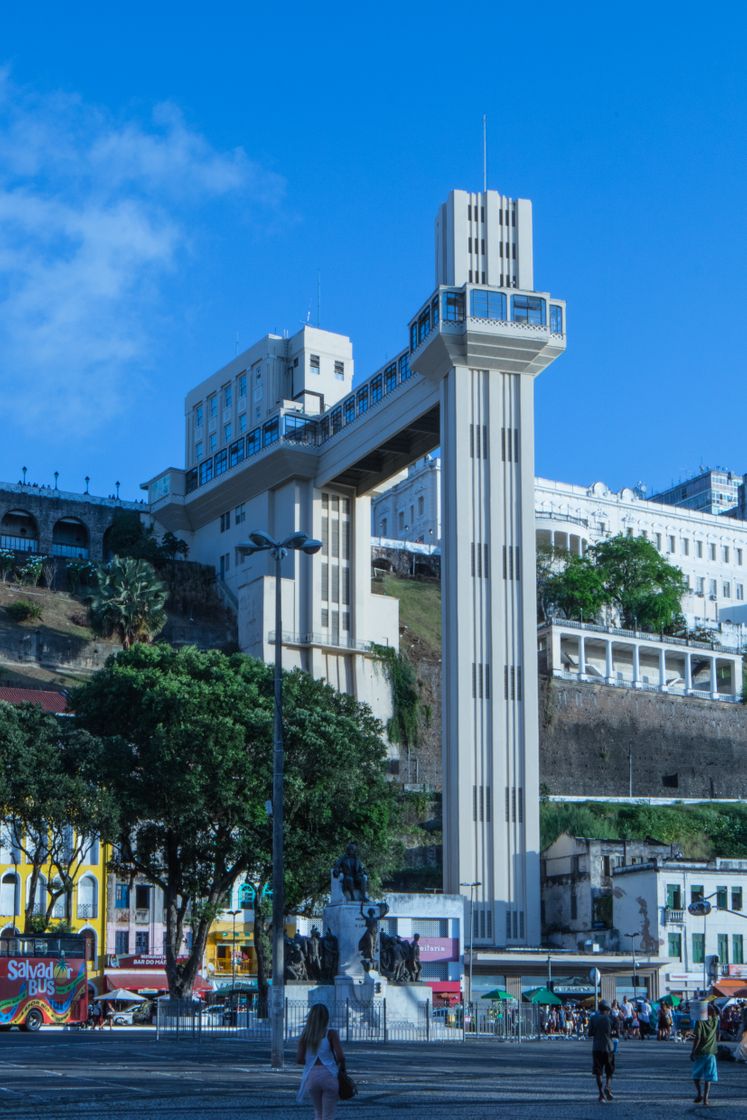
[0,2,745,501]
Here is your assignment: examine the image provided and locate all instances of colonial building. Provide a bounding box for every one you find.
[613,857,747,999]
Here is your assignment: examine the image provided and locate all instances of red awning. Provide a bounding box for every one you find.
[426,981,462,993]
[712,979,747,998]
[105,970,212,994]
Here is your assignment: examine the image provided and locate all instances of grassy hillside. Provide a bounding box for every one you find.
[373,574,441,657]
[541,798,747,859]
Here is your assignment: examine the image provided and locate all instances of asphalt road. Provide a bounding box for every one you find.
[0,1033,744,1120]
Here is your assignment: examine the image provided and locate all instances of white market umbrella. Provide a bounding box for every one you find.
[103,988,147,1003]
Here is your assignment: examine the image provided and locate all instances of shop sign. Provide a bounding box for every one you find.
[418,937,460,962]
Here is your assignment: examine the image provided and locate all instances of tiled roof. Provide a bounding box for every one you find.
[0,686,68,713]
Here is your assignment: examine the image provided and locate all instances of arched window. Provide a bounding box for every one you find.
[49,878,69,919]
[52,518,89,559]
[0,872,19,917]
[26,873,46,917]
[77,875,98,920]
[0,509,39,553]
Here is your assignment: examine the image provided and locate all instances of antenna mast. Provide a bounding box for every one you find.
[482,114,487,192]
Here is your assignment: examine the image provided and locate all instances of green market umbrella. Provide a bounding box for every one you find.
[655,995,682,1008]
[524,986,562,1005]
[482,988,516,1002]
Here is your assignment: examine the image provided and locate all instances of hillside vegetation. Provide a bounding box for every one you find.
[541,799,747,859]
[374,574,441,656]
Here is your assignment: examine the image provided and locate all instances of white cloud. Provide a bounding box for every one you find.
[0,71,285,435]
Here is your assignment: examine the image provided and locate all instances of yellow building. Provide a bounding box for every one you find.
[0,831,110,991]
[205,913,256,987]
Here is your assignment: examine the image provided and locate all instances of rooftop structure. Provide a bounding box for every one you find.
[649,468,743,516]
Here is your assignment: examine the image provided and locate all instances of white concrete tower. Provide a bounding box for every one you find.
[414,188,565,947]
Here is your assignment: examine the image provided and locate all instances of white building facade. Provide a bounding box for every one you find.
[535,477,747,631]
[613,858,747,996]
[373,469,747,636]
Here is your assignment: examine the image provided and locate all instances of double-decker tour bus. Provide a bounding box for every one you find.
[0,934,88,1031]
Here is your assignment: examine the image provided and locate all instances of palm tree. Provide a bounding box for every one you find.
[89,557,168,648]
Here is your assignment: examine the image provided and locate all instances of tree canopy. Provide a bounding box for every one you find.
[72,644,397,999]
[541,535,687,632]
[0,703,116,933]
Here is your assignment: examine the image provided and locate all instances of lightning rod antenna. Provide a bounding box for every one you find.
[482,114,487,192]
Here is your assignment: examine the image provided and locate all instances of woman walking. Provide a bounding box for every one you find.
[691,1003,720,1106]
[297,1004,346,1120]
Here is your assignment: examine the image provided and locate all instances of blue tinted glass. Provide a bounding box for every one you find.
[511,295,546,325]
[550,305,563,333]
[399,353,411,380]
[247,429,261,455]
[442,290,465,321]
[471,290,489,318]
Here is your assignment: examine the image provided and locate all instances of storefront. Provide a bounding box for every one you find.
[104,954,212,996]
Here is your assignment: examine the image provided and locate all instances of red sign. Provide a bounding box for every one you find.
[418,937,460,963]
[114,958,166,967]
[727,964,747,978]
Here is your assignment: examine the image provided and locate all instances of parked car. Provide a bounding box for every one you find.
[200,1004,230,1024]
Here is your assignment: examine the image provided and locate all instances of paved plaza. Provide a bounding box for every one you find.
[0,1033,744,1119]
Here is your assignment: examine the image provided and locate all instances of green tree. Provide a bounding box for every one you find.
[72,645,397,1001]
[0,703,116,932]
[543,552,607,622]
[88,557,168,648]
[593,535,687,631]
[104,509,188,563]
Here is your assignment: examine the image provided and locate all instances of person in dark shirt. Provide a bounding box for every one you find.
[589,1001,616,1103]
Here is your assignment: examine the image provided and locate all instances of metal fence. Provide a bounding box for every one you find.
[156,998,544,1043]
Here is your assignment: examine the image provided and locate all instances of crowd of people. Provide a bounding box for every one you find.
[539,997,680,1041]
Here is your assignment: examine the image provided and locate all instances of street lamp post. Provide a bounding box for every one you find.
[228,908,242,1008]
[624,932,641,999]
[460,880,481,1006]
[237,530,321,1070]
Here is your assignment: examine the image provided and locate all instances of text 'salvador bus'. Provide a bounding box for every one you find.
[0,935,88,1031]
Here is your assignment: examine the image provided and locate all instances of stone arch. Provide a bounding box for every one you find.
[0,509,39,552]
[52,517,90,559]
[102,524,115,561]
[79,926,97,967]
[413,559,438,579]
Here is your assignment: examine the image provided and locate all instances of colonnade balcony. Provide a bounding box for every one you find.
[536,511,590,557]
[537,619,743,702]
